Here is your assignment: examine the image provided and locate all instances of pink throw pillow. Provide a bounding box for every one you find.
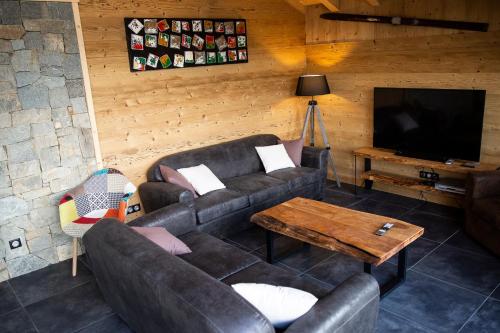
[131,227,192,255]
[159,165,198,197]
[278,138,304,166]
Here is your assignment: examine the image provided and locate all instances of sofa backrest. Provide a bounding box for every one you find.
[83,219,274,333]
[147,134,280,182]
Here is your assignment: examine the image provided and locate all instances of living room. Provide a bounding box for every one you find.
[0,0,499,332]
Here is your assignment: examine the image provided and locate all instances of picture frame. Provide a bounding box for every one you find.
[125,17,248,72]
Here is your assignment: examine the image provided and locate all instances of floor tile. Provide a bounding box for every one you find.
[304,253,396,288]
[400,211,459,243]
[370,191,422,209]
[412,244,500,296]
[76,314,134,333]
[0,282,21,316]
[276,245,333,273]
[255,235,303,260]
[381,270,485,332]
[376,308,434,333]
[10,258,93,306]
[226,226,267,251]
[460,299,500,332]
[326,182,377,198]
[445,230,496,258]
[26,281,113,333]
[222,238,253,253]
[322,188,364,207]
[418,201,464,219]
[387,238,440,267]
[349,199,409,218]
[491,286,500,301]
[0,308,37,333]
[304,253,362,287]
[275,262,301,274]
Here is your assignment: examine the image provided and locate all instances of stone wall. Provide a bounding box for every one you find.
[0,1,97,280]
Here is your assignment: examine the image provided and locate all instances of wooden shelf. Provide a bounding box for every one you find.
[351,147,496,202]
[361,171,463,199]
[354,147,499,174]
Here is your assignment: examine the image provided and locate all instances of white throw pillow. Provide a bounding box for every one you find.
[176,164,225,195]
[232,283,318,329]
[255,144,296,173]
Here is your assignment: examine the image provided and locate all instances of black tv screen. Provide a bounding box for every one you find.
[373,87,486,162]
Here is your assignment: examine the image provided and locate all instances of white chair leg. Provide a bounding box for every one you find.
[72,237,78,277]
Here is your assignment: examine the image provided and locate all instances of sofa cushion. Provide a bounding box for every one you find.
[194,189,250,224]
[225,173,290,205]
[159,165,198,197]
[232,283,318,329]
[278,138,304,166]
[267,167,322,191]
[255,144,295,173]
[177,164,226,195]
[131,227,192,255]
[473,197,500,228]
[179,231,261,280]
[222,262,332,298]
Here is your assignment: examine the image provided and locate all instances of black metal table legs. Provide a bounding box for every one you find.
[266,230,275,264]
[266,230,311,265]
[364,247,408,298]
[266,230,409,298]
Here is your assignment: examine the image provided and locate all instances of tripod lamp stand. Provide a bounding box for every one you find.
[296,74,341,187]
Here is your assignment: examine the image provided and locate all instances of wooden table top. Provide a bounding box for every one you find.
[251,197,424,266]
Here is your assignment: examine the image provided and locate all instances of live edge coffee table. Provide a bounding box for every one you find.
[251,197,424,298]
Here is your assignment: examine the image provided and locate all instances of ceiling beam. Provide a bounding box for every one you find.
[285,0,306,13]
[300,0,339,12]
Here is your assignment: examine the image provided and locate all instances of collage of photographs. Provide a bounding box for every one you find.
[125,18,248,71]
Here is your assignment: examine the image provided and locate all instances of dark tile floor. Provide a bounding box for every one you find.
[1,181,499,333]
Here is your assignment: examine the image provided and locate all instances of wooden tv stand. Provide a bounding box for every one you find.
[353,147,498,198]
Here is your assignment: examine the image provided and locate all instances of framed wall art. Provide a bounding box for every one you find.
[124,18,248,72]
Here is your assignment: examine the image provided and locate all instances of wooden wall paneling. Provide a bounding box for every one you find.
[79,0,307,216]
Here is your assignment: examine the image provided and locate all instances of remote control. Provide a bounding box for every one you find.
[375,223,394,236]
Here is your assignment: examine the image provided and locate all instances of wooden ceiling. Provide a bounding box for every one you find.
[286,0,380,13]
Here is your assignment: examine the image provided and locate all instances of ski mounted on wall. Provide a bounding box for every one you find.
[320,12,489,32]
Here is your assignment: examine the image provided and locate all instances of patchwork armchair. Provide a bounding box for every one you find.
[58,168,136,276]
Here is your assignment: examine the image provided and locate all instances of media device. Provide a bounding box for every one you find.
[434,178,466,195]
[373,87,486,162]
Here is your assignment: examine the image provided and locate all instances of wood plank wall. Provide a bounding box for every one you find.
[78,0,307,212]
[305,0,500,205]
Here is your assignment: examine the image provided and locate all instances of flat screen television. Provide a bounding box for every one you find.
[373,87,486,162]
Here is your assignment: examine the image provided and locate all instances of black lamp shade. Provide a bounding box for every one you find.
[296,74,330,96]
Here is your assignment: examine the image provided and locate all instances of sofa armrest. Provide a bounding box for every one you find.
[301,146,328,171]
[466,170,500,201]
[285,273,379,333]
[139,181,194,213]
[127,203,196,236]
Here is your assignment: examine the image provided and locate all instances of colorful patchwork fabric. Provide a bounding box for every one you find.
[59,168,136,238]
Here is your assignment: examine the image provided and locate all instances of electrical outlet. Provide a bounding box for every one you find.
[127,203,141,215]
[419,171,440,181]
[9,238,22,250]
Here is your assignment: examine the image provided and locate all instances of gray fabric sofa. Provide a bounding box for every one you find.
[84,212,380,333]
[139,134,328,237]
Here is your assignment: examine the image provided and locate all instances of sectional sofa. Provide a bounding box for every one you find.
[139,134,328,237]
[83,211,380,333]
